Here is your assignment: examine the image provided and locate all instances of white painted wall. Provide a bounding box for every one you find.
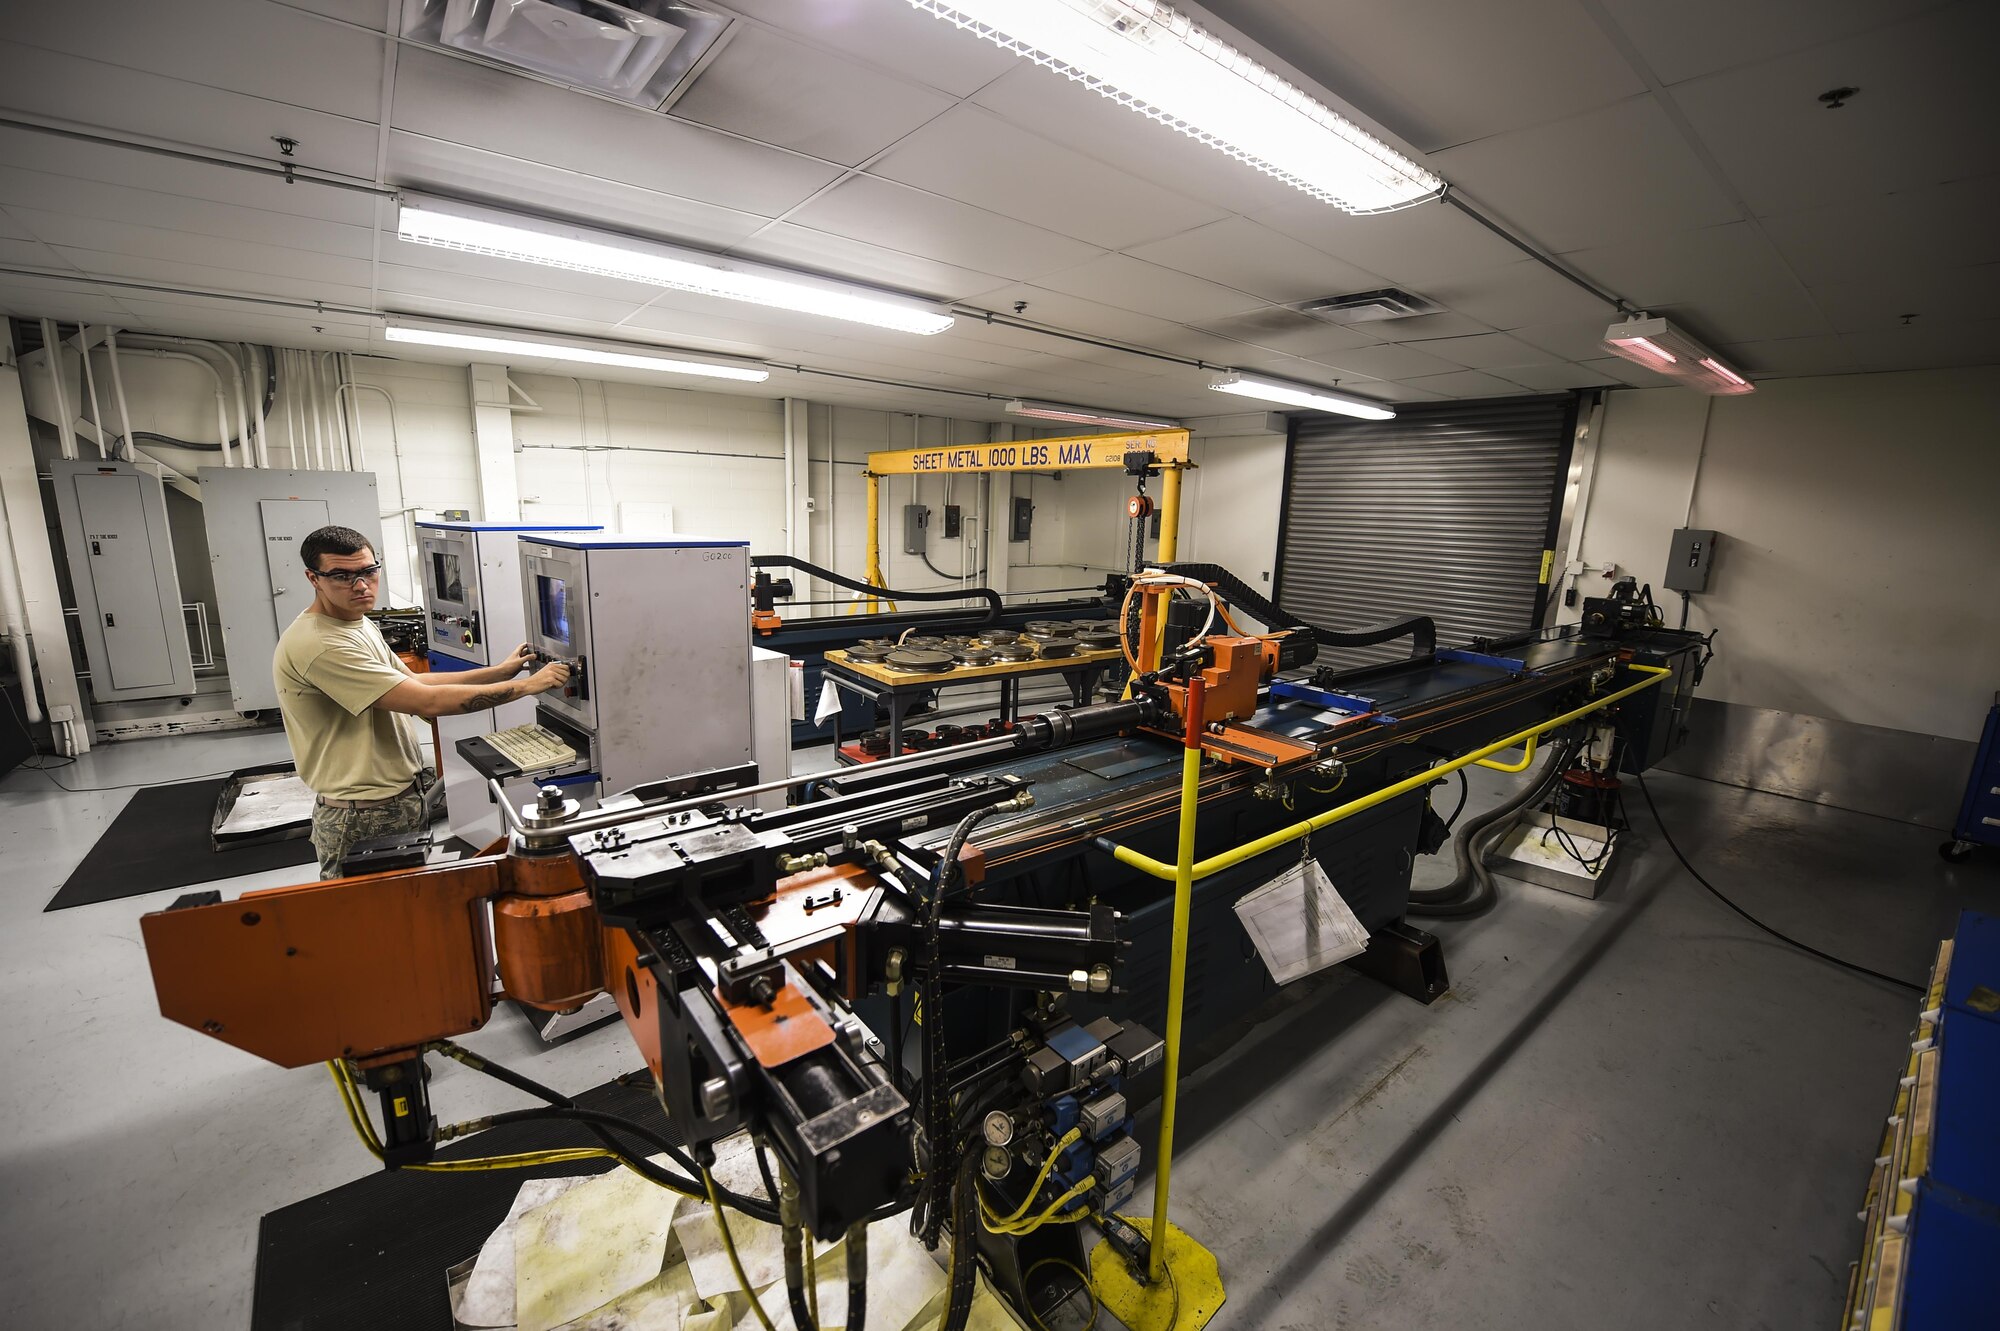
[1570,367,2000,742]
[1181,414,1288,591]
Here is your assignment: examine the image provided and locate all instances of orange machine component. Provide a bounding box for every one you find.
[1192,635,1266,723]
[751,608,783,635]
[494,888,606,1011]
[141,858,503,1067]
[603,926,665,1083]
[720,981,838,1068]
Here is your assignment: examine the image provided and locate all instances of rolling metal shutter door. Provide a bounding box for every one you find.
[1277,396,1572,672]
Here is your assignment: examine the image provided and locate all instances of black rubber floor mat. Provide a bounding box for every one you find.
[44,777,317,911]
[253,1079,672,1331]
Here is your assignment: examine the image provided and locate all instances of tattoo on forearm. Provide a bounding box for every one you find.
[458,689,512,714]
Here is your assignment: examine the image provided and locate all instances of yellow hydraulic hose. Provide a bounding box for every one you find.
[1106,664,1672,885]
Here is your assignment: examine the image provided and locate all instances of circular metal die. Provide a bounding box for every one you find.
[519,791,582,830]
[846,645,891,663]
[991,641,1035,662]
[1023,620,1071,639]
[1036,636,1080,658]
[885,648,955,673]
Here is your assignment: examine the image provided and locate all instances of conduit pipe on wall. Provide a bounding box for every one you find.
[103,330,137,463]
[36,319,76,459]
[119,347,231,466]
[76,324,109,458]
[0,481,42,723]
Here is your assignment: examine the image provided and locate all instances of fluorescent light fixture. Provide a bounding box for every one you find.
[1602,316,1755,396]
[396,194,955,336]
[909,0,1443,214]
[384,321,769,382]
[1209,371,1395,421]
[1006,398,1182,430]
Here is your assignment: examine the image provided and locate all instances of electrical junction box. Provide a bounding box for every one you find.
[198,468,383,713]
[419,520,600,846]
[902,503,930,555]
[1665,528,1718,593]
[47,459,195,703]
[943,504,962,539]
[519,533,752,797]
[1011,496,1034,543]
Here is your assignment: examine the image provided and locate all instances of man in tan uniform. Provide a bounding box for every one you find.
[274,525,570,877]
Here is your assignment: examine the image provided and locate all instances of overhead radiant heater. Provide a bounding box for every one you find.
[1602,316,1755,396]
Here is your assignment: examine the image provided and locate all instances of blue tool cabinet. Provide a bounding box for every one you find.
[1940,697,2000,862]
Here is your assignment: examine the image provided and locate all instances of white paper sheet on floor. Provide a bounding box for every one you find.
[1233,853,1371,985]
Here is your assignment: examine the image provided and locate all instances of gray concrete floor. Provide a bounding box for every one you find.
[1,733,1993,1329]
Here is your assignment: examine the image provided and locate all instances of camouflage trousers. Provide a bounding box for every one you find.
[310,770,438,879]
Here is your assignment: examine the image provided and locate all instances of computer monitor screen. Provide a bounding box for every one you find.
[431,551,464,605]
[537,574,570,644]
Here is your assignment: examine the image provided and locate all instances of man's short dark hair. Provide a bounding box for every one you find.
[301,525,375,571]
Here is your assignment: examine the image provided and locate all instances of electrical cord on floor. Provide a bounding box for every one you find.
[1439,768,1469,832]
[1634,774,1924,994]
[1022,1256,1099,1331]
[704,1162,778,1331]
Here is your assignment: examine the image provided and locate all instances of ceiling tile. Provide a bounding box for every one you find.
[18,209,374,289]
[0,126,380,227]
[1034,254,1267,324]
[1759,174,2000,287]
[0,283,139,323]
[1512,317,1620,362]
[1356,380,1453,403]
[44,244,375,310]
[725,221,1007,303]
[379,234,662,303]
[391,47,841,219]
[787,175,1103,283]
[1423,260,1612,330]
[1197,0,1645,153]
[670,23,954,167]
[1394,368,1530,398]
[1669,4,2000,216]
[954,282,1195,352]
[0,235,74,270]
[1371,311,1495,342]
[1311,342,1465,380]
[1594,0,1943,85]
[376,262,649,327]
[1246,197,1521,291]
[1717,334,1857,378]
[1435,96,1741,252]
[966,65,1309,217]
[386,132,770,251]
[1576,355,1677,388]
[6,0,384,119]
[1838,319,2000,374]
[1490,362,1622,392]
[1562,220,1833,342]
[1123,217,1388,306]
[0,167,375,261]
[719,0,1021,98]
[866,105,1228,251]
[0,42,381,177]
[1192,308,1384,361]
[1808,264,2000,335]
[1410,333,1564,371]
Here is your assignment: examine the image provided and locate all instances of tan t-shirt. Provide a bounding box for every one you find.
[273,610,425,800]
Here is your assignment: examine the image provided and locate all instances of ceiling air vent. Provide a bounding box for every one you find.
[1297,288,1441,324]
[403,0,733,108]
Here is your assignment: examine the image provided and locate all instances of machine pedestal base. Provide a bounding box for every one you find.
[1089,1219,1225,1331]
[1348,919,1451,1004]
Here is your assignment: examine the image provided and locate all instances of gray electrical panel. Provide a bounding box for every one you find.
[1664,528,1719,593]
[198,468,383,713]
[902,503,930,555]
[48,459,195,702]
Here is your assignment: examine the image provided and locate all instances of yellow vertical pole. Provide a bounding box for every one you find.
[1150,673,1203,1282]
[863,471,884,613]
[1157,463,1182,563]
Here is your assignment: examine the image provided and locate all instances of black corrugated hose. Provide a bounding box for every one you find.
[1408,735,1582,918]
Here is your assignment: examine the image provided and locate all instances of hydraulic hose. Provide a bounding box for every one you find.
[939,1157,980,1331]
[777,1160,820,1331]
[1153,561,1436,658]
[1408,736,1580,918]
[751,554,1001,621]
[845,1221,869,1331]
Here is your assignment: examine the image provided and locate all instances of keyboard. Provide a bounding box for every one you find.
[483,723,578,773]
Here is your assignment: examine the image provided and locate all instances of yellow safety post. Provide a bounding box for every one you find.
[1091,676,1226,1331]
[1105,665,1673,886]
[853,470,892,615]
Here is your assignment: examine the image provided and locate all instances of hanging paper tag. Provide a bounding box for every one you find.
[1232,856,1370,985]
